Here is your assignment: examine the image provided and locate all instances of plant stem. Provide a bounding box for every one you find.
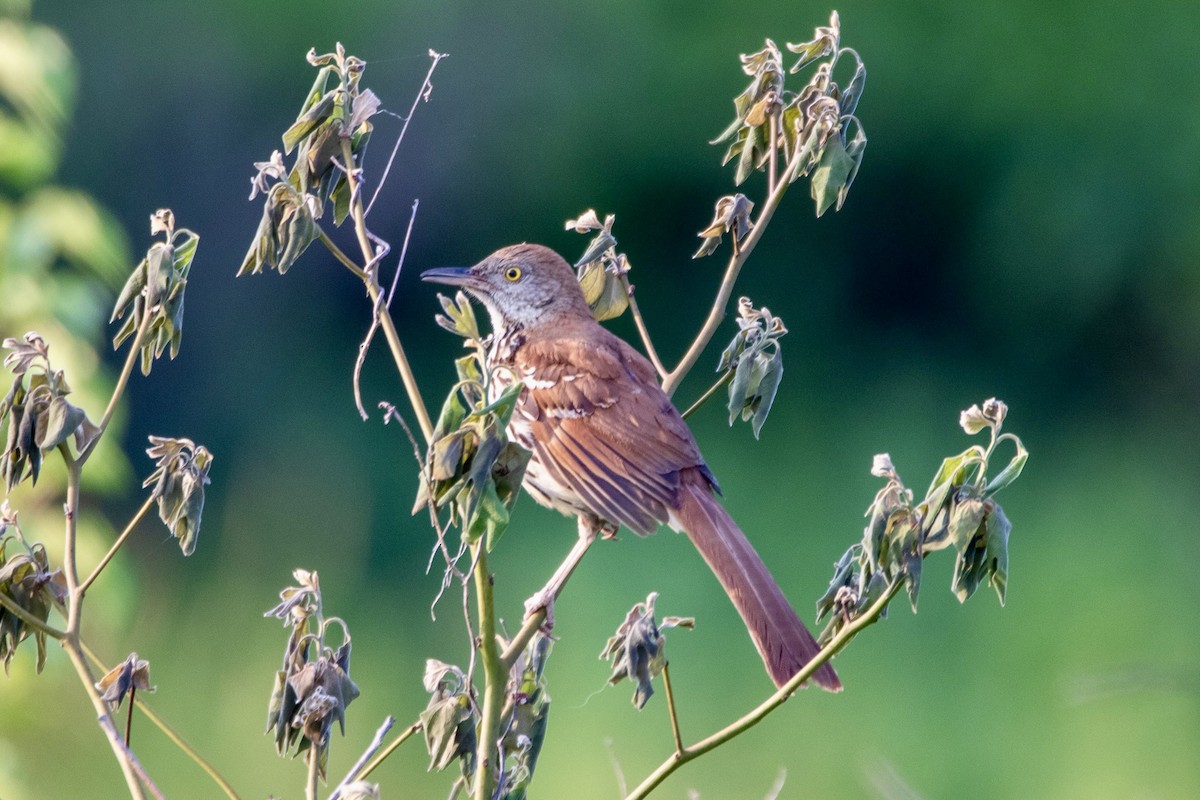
[306,744,320,800]
[625,580,902,800]
[58,448,160,800]
[81,642,242,800]
[662,126,821,398]
[618,273,667,380]
[680,370,733,421]
[352,720,421,784]
[0,591,66,639]
[661,663,684,756]
[79,493,156,596]
[338,139,435,443]
[471,543,506,800]
[316,226,368,280]
[82,309,153,464]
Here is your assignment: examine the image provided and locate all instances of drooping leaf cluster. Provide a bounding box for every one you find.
[599,592,694,710]
[702,10,867,230]
[817,399,1029,644]
[1,332,96,490]
[0,505,64,674]
[143,436,212,556]
[416,292,530,551]
[418,634,553,799]
[565,210,633,322]
[264,569,360,781]
[240,44,379,276]
[718,297,787,438]
[111,209,199,375]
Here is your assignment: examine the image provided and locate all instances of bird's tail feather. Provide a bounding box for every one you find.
[672,478,841,692]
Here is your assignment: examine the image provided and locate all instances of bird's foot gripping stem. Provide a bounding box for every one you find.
[522,516,603,630]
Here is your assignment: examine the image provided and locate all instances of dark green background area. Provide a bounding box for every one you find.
[4,1,1199,797]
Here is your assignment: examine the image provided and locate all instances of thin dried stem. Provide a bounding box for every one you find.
[353,200,419,420]
[680,370,732,421]
[352,720,422,785]
[365,51,448,217]
[79,493,156,595]
[329,716,396,799]
[339,138,435,442]
[80,310,153,464]
[662,126,822,397]
[618,273,667,380]
[661,663,684,756]
[625,580,902,800]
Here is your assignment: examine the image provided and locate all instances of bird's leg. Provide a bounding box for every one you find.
[523,516,603,627]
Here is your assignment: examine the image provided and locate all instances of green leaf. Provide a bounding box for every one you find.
[35,395,85,450]
[984,503,1011,605]
[577,260,628,322]
[749,349,783,438]
[838,57,866,116]
[810,135,854,217]
[985,436,1029,495]
[420,694,474,772]
[282,89,337,154]
[948,496,986,551]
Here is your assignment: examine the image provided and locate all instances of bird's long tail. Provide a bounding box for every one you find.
[670,474,841,691]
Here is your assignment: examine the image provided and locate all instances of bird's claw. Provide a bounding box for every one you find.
[523,590,555,632]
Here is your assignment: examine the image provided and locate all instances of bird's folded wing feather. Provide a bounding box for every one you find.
[515,331,707,535]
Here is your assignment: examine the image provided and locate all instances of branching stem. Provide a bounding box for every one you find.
[626,580,902,799]
[471,543,506,800]
[661,663,684,756]
[79,493,156,596]
[618,273,667,380]
[338,138,435,443]
[662,126,821,397]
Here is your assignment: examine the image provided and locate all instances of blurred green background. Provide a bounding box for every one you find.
[2,0,1198,797]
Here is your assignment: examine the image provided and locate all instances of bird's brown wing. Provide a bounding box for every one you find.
[515,328,707,535]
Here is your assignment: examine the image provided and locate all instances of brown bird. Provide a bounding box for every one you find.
[422,244,840,691]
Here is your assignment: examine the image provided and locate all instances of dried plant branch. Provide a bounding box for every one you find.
[354,200,419,420]
[662,128,823,397]
[365,50,448,217]
[79,493,157,595]
[617,273,668,380]
[338,137,434,442]
[350,719,422,786]
[81,642,241,800]
[661,663,684,756]
[626,581,902,800]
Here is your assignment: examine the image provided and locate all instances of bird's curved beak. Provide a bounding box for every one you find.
[420,266,479,289]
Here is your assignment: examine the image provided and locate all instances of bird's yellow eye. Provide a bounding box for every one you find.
[505,266,522,282]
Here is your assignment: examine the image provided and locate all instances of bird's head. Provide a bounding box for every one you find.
[421,243,592,330]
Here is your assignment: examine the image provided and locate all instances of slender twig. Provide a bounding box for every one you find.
[662,126,822,397]
[680,370,733,421]
[661,663,684,756]
[471,543,506,800]
[317,226,368,280]
[499,607,545,672]
[352,720,422,785]
[79,493,156,596]
[618,273,667,380]
[56,452,158,800]
[81,642,242,800]
[125,686,136,746]
[353,200,419,420]
[306,744,320,800]
[339,138,435,442]
[767,112,779,195]
[80,310,153,464]
[365,51,447,217]
[0,591,66,639]
[328,716,395,800]
[625,580,902,800]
